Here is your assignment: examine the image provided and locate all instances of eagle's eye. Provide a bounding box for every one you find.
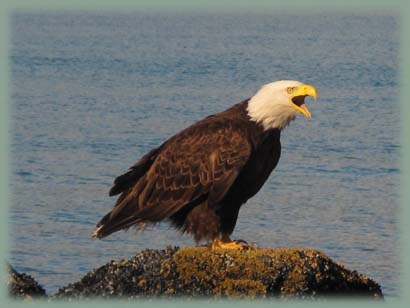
[286,87,296,94]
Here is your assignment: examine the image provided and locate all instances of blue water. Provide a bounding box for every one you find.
[10,12,400,297]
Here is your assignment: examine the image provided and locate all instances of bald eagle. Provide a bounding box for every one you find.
[92,80,318,250]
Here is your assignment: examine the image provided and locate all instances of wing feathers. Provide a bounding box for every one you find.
[96,120,252,237]
[109,147,162,196]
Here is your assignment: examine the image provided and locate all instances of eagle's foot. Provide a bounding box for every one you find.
[211,238,255,251]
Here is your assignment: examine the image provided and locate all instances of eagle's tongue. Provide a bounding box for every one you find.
[298,103,311,118]
[300,103,310,114]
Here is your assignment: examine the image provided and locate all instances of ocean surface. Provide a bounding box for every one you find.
[9,12,400,297]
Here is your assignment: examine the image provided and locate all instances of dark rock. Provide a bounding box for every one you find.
[52,247,383,300]
[53,247,180,299]
[7,263,46,299]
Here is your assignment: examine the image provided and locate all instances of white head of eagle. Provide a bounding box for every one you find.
[247,80,318,130]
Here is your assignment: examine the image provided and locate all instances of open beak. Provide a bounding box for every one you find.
[290,84,318,119]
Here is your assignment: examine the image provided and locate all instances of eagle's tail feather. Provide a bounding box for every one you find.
[90,212,144,238]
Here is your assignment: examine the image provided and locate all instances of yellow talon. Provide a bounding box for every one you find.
[211,238,254,251]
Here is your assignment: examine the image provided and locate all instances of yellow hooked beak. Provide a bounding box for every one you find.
[289,84,318,119]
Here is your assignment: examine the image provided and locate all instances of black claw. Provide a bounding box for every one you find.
[232,239,257,250]
[234,239,248,245]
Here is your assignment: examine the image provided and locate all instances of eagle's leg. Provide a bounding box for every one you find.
[211,234,253,251]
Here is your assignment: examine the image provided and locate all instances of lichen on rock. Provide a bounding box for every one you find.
[172,247,382,298]
[9,246,383,300]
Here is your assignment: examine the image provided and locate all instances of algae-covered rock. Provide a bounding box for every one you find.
[53,246,383,299]
[7,263,47,299]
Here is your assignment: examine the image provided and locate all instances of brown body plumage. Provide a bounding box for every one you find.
[92,81,318,247]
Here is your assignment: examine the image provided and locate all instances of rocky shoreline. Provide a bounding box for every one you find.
[8,246,383,300]
[7,263,46,299]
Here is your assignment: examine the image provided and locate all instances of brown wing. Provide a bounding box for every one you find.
[96,121,252,237]
[108,146,163,197]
